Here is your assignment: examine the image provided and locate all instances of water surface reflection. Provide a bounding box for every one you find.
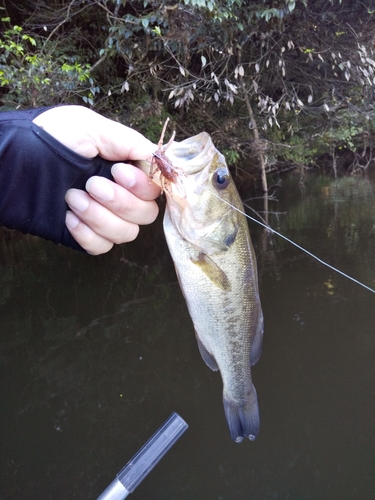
[0,172,374,499]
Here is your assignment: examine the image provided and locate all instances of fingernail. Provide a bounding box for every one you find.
[111,163,136,188]
[86,177,114,201]
[65,211,80,229]
[65,189,89,212]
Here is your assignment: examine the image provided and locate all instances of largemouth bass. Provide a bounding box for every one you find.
[138,130,264,443]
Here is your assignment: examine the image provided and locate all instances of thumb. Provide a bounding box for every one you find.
[97,116,157,161]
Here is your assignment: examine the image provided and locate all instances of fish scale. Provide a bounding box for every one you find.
[156,133,264,443]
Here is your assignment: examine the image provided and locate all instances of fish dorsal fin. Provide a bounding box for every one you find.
[195,330,219,371]
[250,312,264,366]
[191,252,231,291]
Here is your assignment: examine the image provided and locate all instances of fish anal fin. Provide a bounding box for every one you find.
[191,253,231,291]
[195,330,219,371]
[250,310,264,366]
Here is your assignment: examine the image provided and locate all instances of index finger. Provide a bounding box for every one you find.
[110,163,161,201]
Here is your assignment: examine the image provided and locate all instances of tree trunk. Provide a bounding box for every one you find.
[241,82,268,193]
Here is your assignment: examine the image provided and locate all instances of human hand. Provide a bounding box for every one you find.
[33,106,160,254]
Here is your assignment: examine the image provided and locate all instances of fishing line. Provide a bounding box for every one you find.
[205,188,375,294]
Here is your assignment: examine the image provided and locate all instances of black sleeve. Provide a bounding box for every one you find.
[0,106,116,251]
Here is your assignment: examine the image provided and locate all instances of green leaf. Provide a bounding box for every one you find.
[22,34,36,46]
[152,26,161,36]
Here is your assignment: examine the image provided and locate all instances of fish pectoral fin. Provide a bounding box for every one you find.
[191,253,231,291]
[195,330,219,371]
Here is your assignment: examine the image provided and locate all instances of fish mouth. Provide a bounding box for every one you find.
[170,132,215,175]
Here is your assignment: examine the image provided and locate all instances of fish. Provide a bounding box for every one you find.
[137,129,264,443]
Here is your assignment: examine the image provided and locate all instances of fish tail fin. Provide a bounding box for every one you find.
[223,384,260,443]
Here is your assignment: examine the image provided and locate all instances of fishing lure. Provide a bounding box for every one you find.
[150,118,178,188]
[150,118,186,198]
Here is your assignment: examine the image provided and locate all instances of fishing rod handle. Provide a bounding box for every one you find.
[97,412,188,500]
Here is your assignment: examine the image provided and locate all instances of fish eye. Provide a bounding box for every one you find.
[213,167,230,190]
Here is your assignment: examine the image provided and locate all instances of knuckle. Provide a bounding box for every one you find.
[86,241,114,255]
[117,195,134,216]
[94,210,110,228]
[70,221,112,255]
[148,202,159,223]
[112,224,139,244]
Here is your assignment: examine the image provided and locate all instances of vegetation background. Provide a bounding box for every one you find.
[1,0,375,183]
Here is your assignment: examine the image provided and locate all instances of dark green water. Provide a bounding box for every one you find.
[0,171,374,499]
